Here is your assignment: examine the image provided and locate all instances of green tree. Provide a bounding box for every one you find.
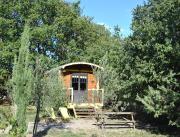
[0,0,101,98]
[114,0,180,127]
[43,69,67,112]
[88,26,124,110]
[10,24,33,136]
[93,52,119,109]
[31,55,67,136]
[32,56,47,136]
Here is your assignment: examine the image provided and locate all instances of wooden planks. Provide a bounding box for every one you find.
[75,107,96,118]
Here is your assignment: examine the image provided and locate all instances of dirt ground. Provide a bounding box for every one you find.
[66,118,97,130]
[27,118,98,133]
[26,118,170,137]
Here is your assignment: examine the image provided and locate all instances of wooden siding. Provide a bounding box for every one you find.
[61,72,71,96]
[88,73,97,89]
[88,73,97,103]
[62,73,71,88]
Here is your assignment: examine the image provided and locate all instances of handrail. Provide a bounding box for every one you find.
[88,89,104,104]
[69,88,73,103]
[64,88,73,103]
[67,88,104,104]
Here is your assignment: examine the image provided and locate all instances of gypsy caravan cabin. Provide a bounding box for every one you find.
[47,62,104,108]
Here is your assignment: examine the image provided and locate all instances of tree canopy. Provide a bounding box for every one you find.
[0,0,179,128]
[0,0,109,98]
[109,0,180,127]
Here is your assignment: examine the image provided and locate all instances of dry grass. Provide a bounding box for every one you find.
[43,128,168,137]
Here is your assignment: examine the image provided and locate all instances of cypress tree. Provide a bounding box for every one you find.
[11,24,33,136]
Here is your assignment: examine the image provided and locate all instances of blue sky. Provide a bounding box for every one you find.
[66,0,146,36]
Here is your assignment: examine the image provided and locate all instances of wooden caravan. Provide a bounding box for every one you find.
[49,62,104,107]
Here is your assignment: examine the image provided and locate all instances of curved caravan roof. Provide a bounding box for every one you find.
[60,62,103,70]
[46,62,103,74]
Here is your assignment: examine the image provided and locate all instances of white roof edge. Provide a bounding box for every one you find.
[60,62,104,70]
[46,62,104,74]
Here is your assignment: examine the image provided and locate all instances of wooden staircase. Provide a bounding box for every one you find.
[75,106,96,118]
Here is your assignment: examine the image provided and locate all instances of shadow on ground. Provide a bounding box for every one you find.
[33,123,67,137]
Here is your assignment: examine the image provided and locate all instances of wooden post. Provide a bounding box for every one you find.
[92,88,94,104]
[71,88,73,103]
[68,88,73,103]
[102,89,104,105]
[131,113,135,129]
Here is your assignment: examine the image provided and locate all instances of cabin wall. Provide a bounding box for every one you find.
[61,71,98,103]
[62,72,71,89]
[60,72,71,98]
[61,72,97,89]
[88,73,97,89]
[88,73,97,103]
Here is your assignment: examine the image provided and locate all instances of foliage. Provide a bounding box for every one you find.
[93,51,119,109]
[110,0,180,127]
[87,25,123,109]
[88,0,180,128]
[137,86,179,117]
[10,24,33,136]
[43,69,67,112]
[82,24,113,63]
[0,0,179,130]
[131,0,180,127]
[0,0,105,98]
[0,106,12,129]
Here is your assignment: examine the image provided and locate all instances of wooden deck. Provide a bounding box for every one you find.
[68,103,103,108]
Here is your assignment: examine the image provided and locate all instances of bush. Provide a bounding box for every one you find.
[0,106,12,129]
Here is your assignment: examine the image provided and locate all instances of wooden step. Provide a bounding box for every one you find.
[75,109,95,112]
[75,107,96,118]
[77,115,95,118]
[96,123,135,128]
[76,112,95,115]
[100,125,134,128]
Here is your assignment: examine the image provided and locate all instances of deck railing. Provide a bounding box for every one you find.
[67,88,104,104]
[88,89,104,104]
